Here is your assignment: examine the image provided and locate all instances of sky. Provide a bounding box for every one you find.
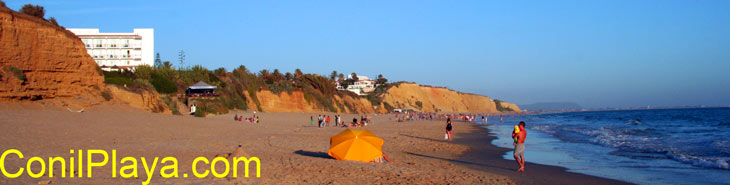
[6,0,730,108]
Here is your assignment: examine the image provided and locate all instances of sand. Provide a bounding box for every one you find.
[0,103,628,184]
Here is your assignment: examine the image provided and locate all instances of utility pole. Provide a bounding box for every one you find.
[178,50,185,71]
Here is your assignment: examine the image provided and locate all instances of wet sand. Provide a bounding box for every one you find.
[0,103,627,184]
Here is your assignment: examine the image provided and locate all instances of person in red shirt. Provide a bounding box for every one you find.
[513,121,527,172]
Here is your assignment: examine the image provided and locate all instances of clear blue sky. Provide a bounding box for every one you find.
[7,0,730,108]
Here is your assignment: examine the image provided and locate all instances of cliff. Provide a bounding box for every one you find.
[0,7,104,105]
[381,83,520,113]
[248,90,379,113]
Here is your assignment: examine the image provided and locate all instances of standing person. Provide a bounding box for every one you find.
[318,115,323,128]
[500,115,504,122]
[310,116,314,125]
[190,104,197,115]
[445,118,453,142]
[326,115,331,127]
[513,121,527,172]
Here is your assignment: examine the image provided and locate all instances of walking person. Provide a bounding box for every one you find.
[445,118,453,142]
[513,121,527,172]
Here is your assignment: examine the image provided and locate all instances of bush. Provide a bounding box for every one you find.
[150,74,178,94]
[104,76,134,86]
[161,96,180,115]
[101,90,113,101]
[4,66,26,82]
[48,17,59,27]
[19,4,45,19]
[134,65,154,80]
[415,101,423,109]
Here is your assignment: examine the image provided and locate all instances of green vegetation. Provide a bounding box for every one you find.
[161,96,180,115]
[3,66,26,82]
[99,63,393,115]
[415,101,423,109]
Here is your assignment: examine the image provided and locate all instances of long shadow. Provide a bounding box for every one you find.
[294,150,333,159]
[399,134,447,143]
[405,152,513,171]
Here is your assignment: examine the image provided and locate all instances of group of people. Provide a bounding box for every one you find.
[311,115,372,128]
[442,115,527,172]
[234,114,259,123]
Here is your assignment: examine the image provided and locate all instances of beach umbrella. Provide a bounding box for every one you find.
[328,129,384,162]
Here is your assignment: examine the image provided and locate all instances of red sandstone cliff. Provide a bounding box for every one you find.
[0,7,104,104]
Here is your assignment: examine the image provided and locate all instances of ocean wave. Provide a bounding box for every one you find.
[667,152,730,170]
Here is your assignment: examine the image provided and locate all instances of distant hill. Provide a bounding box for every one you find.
[519,102,583,111]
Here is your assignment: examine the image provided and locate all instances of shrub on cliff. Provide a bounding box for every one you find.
[3,66,26,82]
[19,4,45,19]
[150,73,178,94]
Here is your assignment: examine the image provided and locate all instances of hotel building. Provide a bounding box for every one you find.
[336,75,376,96]
[67,28,154,71]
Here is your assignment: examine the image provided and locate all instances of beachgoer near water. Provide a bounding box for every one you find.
[310,116,314,125]
[352,117,358,127]
[513,121,527,172]
[445,118,453,142]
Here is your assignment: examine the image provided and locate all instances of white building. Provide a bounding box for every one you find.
[336,75,376,96]
[67,28,154,71]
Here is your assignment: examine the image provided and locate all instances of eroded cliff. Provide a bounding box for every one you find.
[381,82,520,113]
[0,7,104,104]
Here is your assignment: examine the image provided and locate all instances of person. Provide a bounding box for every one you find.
[190,104,197,115]
[352,117,358,127]
[445,118,453,142]
[318,115,323,128]
[326,115,331,126]
[513,121,527,172]
[234,114,239,121]
[310,116,314,125]
[255,116,260,123]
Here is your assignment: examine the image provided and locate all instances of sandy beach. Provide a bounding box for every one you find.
[0,103,628,184]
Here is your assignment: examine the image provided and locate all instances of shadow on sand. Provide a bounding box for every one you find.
[294,150,333,159]
[399,134,448,143]
[405,152,513,171]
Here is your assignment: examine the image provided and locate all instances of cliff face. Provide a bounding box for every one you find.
[249,90,378,113]
[0,7,104,103]
[107,85,170,114]
[381,83,520,113]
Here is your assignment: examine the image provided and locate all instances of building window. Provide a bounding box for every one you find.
[96,40,102,48]
[124,40,130,47]
[110,40,117,47]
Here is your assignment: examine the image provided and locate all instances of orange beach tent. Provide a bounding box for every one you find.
[328,129,384,162]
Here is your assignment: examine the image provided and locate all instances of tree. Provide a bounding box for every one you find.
[350,73,359,84]
[284,72,293,81]
[330,70,338,80]
[154,53,162,68]
[214,67,226,76]
[162,61,173,69]
[19,4,44,19]
[272,69,283,82]
[338,73,344,81]
[376,74,388,84]
[294,69,303,81]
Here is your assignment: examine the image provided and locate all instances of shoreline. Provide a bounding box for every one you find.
[452,123,633,185]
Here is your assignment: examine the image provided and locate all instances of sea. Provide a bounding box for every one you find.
[480,108,730,185]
